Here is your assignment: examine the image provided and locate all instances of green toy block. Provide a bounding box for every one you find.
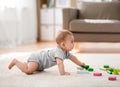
[104,65,109,68]
[107,70,113,74]
[109,68,114,72]
[82,65,89,70]
[88,68,94,72]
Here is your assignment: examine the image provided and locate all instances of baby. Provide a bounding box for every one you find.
[8,30,85,75]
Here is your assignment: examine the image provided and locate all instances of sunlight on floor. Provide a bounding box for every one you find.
[0,42,120,54]
[79,42,120,49]
[78,42,120,53]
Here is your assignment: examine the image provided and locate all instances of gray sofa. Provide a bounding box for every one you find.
[63,2,120,42]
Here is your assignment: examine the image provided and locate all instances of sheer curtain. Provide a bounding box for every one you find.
[0,0,37,48]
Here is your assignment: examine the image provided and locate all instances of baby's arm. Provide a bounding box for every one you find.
[56,58,70,75]
[70,55,85,66]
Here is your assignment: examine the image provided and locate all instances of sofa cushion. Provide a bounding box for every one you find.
[70,19,120,33]
[78,2,120,20]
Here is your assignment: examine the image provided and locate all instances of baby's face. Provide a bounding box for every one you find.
[64,35,74,51]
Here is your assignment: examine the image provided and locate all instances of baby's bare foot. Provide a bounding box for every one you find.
[8,59,17,69]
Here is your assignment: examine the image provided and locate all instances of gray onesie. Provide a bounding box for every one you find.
[27,46,73,71]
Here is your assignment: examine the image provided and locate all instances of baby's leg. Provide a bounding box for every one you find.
[8,59,39,74]
[8,59,17,69]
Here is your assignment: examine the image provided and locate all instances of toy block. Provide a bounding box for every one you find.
[77,67,89,74]
[113,69,119,75]
[88,68,94,72]
[104,65,109,68]
[108,76,117,81]
[82,65,89,70]
[93,72,102,76]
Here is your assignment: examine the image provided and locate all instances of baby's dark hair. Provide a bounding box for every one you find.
[56,30,73,44]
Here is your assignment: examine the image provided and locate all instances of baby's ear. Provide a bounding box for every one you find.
[60,42,64,47]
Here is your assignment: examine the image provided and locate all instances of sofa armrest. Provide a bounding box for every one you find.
[63,8,79,30]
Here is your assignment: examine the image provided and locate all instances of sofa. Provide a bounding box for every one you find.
[63,1,120,42]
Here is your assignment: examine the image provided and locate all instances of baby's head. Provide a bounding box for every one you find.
[56,30,74,51]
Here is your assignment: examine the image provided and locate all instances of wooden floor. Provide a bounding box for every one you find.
[0,41,120,54]
[0,42,57,54]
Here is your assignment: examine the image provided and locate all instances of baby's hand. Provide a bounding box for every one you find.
[81,62,85,66]
[64,72,70,75]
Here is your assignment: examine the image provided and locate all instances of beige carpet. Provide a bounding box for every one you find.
[0,52,120,87]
